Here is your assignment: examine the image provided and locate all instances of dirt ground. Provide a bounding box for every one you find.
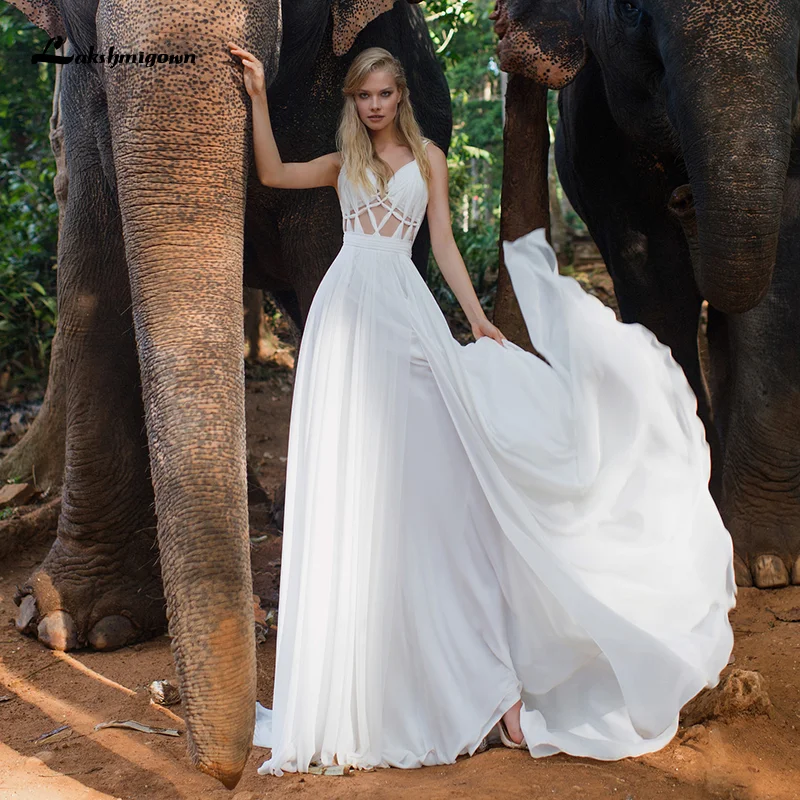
[2,271,800,799]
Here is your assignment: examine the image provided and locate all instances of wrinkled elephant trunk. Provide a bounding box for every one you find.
[665,40,797,314]
[96,6,275,787]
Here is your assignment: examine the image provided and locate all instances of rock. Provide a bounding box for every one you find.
[678,724,708,747]
[0,482,36,509]
[681,669,771,727]
[148,680,181,706]
[33,749,55,764]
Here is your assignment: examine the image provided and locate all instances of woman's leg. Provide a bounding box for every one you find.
[502,699,524,744]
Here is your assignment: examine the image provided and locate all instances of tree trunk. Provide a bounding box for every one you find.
[0,54,68,494]
[492,75,550,354]
[548,120,568,265]
[0,329,66,494]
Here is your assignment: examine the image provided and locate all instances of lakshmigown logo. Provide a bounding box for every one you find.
[32,36,197,67]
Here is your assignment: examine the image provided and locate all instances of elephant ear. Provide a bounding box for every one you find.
[6,0,66,39]
[331,0,400,57]
[491,0,586,89]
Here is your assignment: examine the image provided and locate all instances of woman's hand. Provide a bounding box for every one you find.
[228,42,265,100]
[471,315,508,347]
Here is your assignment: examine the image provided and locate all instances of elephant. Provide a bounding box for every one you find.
[491,0,800,590]
[4,0,450,786]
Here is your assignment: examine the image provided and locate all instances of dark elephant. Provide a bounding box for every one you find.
[492,0,800,590]
[4,0,450,786]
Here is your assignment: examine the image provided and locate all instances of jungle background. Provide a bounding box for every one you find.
[0,0,598,403]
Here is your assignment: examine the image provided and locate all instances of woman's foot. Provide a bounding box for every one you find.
[501,699,524,746]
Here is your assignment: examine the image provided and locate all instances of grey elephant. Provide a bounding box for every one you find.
[492,0,800,590]
[4,0,450,786]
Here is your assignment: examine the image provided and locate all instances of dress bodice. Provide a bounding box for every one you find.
[337,141,430,244]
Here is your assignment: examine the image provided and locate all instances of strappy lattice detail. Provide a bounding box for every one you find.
[343,194,420,240]
[337,144,429,246]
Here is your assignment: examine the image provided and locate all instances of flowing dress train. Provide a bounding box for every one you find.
[252,142,736,775]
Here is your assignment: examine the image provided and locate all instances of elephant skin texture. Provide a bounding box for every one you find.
[493,0,800,590]
[6,0,451,788]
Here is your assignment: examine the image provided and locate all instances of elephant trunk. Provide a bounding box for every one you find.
[98,15,264,788]
[665,36,797,314]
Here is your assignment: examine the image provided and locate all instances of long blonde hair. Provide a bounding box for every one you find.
[336,47,432,197]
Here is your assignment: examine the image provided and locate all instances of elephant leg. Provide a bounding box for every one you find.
[261,197,343,532]
[719,160,800,589]
[243,287,264,362]
[271,288,303,333]
[279,192,343,322]
[14,69,164,651]
[605,223,720,494]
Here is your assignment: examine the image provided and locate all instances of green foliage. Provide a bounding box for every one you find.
[422,0,502,319]
[0,7,59,390]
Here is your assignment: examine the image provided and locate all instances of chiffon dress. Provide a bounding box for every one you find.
[252,140,736,775]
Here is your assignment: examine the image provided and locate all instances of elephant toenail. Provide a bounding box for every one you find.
[88,615,136,651]
[15,595,39,634]
[37,611,78,651]
[752,555,789,589]
[791,557,800,585]
[733,554,753,587]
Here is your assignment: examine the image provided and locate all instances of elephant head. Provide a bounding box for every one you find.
[491,0,800,315]
[7,0,427,787]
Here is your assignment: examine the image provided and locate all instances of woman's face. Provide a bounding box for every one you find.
[354,69,401,133]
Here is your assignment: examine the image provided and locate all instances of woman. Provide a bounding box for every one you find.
[228,42,736,777]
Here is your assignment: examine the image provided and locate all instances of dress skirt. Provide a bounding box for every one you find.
[253,228,736,775]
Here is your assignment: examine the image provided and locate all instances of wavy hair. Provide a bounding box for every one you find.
[336,47,432,197]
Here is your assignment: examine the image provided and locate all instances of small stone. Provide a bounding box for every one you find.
[33,750,55,764]
[232,792,254,800]
[681,670,771,727]
[148,680,181,706]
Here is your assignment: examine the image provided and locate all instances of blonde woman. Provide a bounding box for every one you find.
[228,42,735,777]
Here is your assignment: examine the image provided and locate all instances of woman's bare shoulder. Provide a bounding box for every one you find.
[424,140,446,169]
[422,138,443,154]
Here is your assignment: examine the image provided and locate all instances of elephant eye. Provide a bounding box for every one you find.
[618,0,644,25]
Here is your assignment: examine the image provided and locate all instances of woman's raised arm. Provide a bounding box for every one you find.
[228,42,340,190]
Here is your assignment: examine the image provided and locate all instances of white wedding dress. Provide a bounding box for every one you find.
[252,140,736,776]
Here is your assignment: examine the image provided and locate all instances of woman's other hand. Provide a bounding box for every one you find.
[471,316,507,347]
[228,42,265,100]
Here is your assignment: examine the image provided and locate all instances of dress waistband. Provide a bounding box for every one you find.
[343,231,413,256]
